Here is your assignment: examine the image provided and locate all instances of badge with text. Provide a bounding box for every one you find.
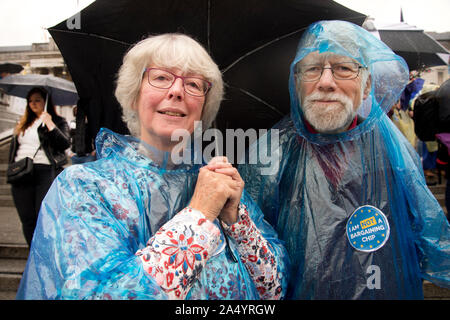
[346,205,390,252]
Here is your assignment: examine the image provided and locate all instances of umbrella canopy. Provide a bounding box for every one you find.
[0,63,23,75]
[48,0,366,139]
[0,74,79,106]
[374,23,450,71]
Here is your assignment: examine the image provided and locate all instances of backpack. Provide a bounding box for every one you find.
[436,78,450,130]
[413,90,440,141]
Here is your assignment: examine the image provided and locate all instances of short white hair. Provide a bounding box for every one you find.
[115,33,224,136]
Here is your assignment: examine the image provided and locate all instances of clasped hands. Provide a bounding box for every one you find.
[189,156,244,225]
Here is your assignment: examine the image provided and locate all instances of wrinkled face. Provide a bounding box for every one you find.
[134,66,205,151]
[296,52,371,133]
[28,92,45,116]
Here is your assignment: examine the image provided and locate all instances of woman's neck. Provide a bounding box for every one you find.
[139,132,176,153]
[33,111,43,118]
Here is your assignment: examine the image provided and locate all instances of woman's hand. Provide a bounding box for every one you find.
[40,111,56,131]
[205,157,245,225]
[189,165,240,222]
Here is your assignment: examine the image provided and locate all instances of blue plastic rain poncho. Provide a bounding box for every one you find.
[16,128,289,299]
[240,20,450,299]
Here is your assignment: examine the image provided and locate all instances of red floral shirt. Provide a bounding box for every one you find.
[136,204,281,299]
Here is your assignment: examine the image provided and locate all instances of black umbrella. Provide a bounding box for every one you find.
[375,23,450,71]
[48,0,365,139]
[0,63,23,75]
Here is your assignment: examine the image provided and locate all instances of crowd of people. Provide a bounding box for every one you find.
[389,74,448,188]
[388,73,450,217]
[5,20,450,300]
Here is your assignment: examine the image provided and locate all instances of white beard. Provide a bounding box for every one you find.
[301,92,357,134]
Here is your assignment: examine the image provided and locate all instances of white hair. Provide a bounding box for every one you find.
[115,33,224,136]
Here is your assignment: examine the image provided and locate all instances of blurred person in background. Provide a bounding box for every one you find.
[8,87,70,246]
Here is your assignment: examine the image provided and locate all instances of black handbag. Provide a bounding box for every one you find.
[7,146,40,184]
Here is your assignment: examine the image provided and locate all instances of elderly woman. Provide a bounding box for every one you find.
[16,34,288,300]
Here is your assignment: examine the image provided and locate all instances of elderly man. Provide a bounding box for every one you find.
[240,20,450,299]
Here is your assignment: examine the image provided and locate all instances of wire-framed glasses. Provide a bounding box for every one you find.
[144,68,212,97]
[297,62,366,82]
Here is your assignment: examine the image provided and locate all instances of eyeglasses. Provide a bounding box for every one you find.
[144,68,212,97]
[297,62,366,82]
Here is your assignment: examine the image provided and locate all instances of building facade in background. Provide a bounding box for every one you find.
[422,32,450,85]
[0,39,74,134]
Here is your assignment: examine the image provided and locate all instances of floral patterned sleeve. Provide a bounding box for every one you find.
[220,203,283,300]
[136,207,221,299]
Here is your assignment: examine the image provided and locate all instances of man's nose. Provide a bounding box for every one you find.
[317,67,337,91]
[168,78,184,100]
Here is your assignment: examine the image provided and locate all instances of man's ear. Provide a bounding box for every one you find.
[363,75,372,99]
[294,73,304,98]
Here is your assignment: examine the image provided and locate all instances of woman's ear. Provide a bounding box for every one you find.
[131,93,140,111]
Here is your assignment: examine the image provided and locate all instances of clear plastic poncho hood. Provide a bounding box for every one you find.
[240,20,450,299]
[290,20,409,144]
[16,128,289,299]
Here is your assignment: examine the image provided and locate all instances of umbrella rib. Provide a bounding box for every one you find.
[207,0,211,52]
[423,32,450,53]
[222,14,366,73]
[232,86,284,117]
[222,27,307,73]
[47,28,132,46]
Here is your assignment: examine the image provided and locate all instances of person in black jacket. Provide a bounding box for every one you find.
[8,87,70,246]
[435,78,450,220]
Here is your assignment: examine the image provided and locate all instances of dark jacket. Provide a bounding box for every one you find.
[9,115,71,168]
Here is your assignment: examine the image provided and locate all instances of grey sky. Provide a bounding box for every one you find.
[0,0,449,47]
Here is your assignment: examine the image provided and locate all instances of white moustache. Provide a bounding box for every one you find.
[303,92,353,107]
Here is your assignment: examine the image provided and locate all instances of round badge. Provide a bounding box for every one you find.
[346,205,390,252]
